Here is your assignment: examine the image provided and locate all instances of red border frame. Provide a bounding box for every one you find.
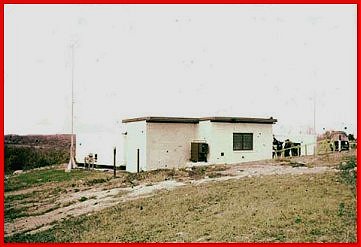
[0,1,359,3]
[1,2,359,246]
[2,2,5,246]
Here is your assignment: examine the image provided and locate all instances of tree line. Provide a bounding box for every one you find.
[4,134,72,174]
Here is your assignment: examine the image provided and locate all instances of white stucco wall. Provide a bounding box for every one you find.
[124,121,147,172]
[195,120,212,142]
[146,122,197,170]
[76,132,123,166]
[197,121,274,164]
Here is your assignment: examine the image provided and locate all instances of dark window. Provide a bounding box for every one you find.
[233,133,253,151]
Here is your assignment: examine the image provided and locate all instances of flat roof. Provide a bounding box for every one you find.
[122,116,277,124]
[200,117,277,124]
[122,117,200,123]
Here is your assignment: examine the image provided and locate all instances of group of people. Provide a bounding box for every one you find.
[273,137,301,158]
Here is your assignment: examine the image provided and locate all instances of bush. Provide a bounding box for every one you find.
[188,166,206,178]
[86,178,109,186]
[338,157,356,188]
[4,146,69,174]
[79,196,88,202]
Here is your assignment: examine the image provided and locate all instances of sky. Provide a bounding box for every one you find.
[4,4,357,137]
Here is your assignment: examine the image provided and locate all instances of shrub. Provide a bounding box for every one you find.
[338,157,356,188]
[188,166,206,178]
[79,196,88,202]
[86,178,109,186]
[4,145,69,174]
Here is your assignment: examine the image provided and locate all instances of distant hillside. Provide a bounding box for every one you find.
[5,134,74,148]
[4,134,75,174]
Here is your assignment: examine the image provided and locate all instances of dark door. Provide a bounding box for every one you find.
[191,143,199,162]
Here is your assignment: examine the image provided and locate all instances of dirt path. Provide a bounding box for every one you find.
[5,164,335,237]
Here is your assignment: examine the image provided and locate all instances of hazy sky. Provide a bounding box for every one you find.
[5,4,357,136]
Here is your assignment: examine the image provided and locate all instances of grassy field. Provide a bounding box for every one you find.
[4,164,226,225]
[4,167,115,223]
[5,156,356,243]
[5,167,113,192]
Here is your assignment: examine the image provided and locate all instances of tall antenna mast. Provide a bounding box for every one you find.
[66,43,77,171]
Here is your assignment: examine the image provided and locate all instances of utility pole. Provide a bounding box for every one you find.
[66,43,77,172]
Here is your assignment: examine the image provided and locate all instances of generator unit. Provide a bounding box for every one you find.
[191,142,209,162]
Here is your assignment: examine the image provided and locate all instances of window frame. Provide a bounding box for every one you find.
[233,133,253,151]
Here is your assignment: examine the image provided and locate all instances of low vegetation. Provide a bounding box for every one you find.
[5,168,105,192]
[5,155,356,243]
[338,157,356,188]
[5,145,69,174]
[4,151,356,243]
[4,167,114,224]
[4,134,71,174]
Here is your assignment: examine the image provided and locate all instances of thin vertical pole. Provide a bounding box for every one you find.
[70,44,74,164]
[66,44,76,171]
[71,44,74,151]
[113,147,116,178]
[137,149,140,173]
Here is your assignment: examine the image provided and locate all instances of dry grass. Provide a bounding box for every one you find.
[4,164,229,223]
[6,171,356,243]
[4,168,114,222]
[5,152,356,242]
[274,150,356,168]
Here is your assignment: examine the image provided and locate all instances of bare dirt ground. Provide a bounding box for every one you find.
[4,151,354,237]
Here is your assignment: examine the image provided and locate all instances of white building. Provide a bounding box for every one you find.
[76,131,124,167]
[122,116,277,172]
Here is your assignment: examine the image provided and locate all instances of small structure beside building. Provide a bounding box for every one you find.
[122,116,277,172]
[317,130,350,152]
[329,131,350,151]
